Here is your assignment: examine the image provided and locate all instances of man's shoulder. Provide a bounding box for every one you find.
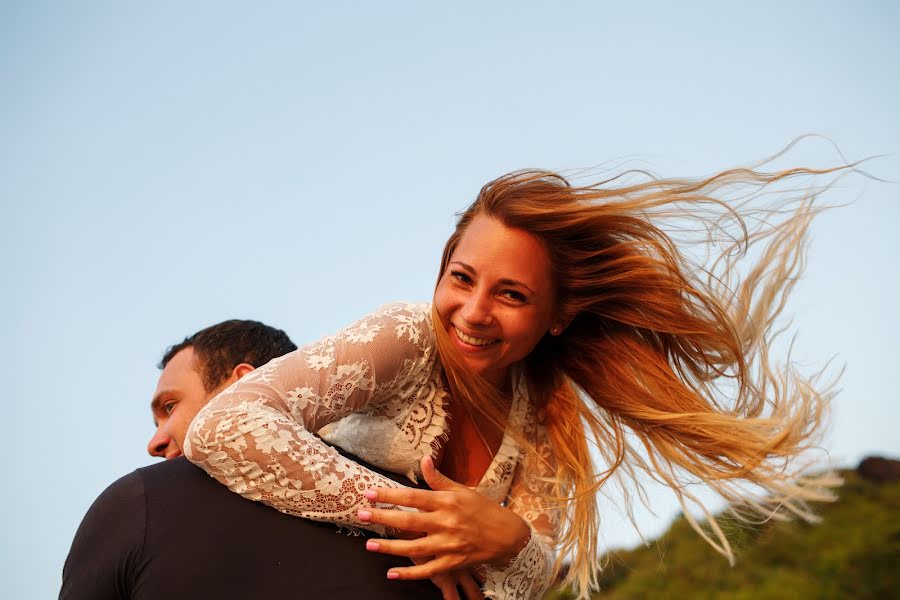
[133,456,236,509]
[134,456,206,486]
[87,467,146,515]
[60,468,147,600]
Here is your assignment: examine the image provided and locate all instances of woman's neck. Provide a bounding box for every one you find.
[439,402,505,488]
[435,366,513,486]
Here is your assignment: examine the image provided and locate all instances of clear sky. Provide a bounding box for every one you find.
[2,2,898,598]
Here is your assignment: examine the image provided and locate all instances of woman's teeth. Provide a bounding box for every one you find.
[454,327,498,347]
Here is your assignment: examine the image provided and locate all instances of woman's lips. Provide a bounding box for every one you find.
[453,325,500,348]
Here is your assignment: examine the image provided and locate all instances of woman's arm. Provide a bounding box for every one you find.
[183,302,435,533]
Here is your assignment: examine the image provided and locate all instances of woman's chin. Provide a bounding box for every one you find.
[461,360,506,388]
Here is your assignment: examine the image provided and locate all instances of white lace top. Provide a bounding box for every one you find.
[184,302,560,599]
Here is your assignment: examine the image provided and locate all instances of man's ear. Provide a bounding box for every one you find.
[207,363,256,401]
[230,363,256,382]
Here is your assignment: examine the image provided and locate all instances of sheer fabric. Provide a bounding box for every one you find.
[185,302,560,599]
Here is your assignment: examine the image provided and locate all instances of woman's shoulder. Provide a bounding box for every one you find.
[369,301,432,320]
[348,301,435,347]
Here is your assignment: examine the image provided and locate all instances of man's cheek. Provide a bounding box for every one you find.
[170,415,191,450]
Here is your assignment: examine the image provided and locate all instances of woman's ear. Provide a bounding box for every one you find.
[549,315,574,336]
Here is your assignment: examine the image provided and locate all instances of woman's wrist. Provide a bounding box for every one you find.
[491,511,532,568]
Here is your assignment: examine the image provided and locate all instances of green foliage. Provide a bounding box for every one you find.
[546,470,900,599]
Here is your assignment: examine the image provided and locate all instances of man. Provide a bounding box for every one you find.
[146,319,296,459]
[60,320,441,600]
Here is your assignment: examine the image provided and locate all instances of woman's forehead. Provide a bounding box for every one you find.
[452,215,553,291]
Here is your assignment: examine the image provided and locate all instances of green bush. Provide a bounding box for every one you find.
[546,470,900,599]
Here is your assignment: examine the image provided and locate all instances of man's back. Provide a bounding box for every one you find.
[61,457,440,599]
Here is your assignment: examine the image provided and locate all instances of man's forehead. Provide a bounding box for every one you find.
[153,348,200,399]
[163,346,198,371]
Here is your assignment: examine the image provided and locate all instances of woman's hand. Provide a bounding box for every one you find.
[410,556,485,600]
[358,455,532,581]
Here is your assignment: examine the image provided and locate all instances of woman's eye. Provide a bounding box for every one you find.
[450,271,473,285]
[502,290,527,303]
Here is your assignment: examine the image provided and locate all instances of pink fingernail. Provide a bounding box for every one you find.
[357,509,372,521]
[366,540,380,551]
[364,489,377,501]
[387,571,400,580]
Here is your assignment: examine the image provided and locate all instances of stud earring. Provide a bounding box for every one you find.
[551,327,561,335]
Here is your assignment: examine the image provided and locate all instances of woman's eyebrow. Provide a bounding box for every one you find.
[500,278,536,295]
[450,260,475,273]
[450,260,536,295]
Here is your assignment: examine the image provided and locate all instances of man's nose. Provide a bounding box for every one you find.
[461,291,493,326]
[147,425,171,458]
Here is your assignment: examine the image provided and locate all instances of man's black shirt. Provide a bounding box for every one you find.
[60,457,440,600]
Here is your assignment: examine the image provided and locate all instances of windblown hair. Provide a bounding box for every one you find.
[432,143,860,598]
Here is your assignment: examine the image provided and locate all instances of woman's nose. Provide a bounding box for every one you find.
[461,291,493,326]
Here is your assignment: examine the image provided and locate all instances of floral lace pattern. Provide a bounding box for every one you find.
[493,408,560,600]
[185,302,558,598]
[483,530,554,600]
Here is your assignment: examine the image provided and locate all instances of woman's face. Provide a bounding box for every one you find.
[434,214,558,387]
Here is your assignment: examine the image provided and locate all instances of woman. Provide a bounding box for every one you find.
[185,148,855,599]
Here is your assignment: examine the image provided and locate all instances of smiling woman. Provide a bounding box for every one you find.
[184,148,862,600]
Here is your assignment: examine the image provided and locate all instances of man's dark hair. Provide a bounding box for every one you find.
[159,320,297,391]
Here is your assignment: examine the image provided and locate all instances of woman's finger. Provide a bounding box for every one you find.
[387,554,459,580]
[456,571,485,600]
[366,486,446,511]
[358,507,432,533]
[421,455,468,492]
[437,579,461,600]
[365,535,452,559]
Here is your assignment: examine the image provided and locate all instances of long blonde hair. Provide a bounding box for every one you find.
[432,144,861,598]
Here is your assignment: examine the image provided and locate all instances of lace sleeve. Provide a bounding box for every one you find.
[483,421,560,600]
[184,302,434,534]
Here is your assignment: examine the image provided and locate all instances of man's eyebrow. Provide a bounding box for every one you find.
[150,390,175,427]
[150,388,177,413]
[449,261,537,295]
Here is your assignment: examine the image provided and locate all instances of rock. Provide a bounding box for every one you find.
[857,456,900,482]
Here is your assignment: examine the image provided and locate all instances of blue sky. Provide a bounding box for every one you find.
[2,2,899,598]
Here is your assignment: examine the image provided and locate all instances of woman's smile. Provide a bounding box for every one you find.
[453,326,500,348]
